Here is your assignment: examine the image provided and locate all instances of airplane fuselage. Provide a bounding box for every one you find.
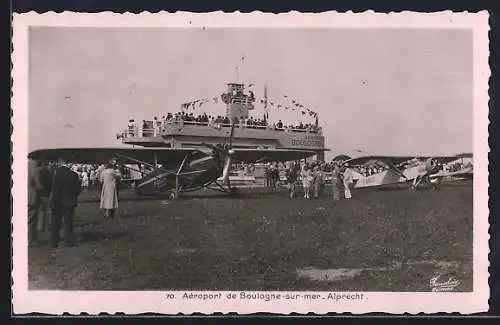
[134,153,222,194]
[351,158,441,189]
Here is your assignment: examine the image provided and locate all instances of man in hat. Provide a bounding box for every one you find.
[312,165,325,199]
[285,161,299,199]
[127,119,135,137]
[331,162,342,201]
[50,157,82,247]
[28,158,47,245]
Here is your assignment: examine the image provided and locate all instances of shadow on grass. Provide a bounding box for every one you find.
[76,230,132,244]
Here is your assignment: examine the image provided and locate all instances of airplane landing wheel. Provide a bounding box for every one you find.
[431,183,441,191]
[169,191,178,200]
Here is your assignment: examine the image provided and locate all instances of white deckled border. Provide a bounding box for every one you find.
[11,11,490,314]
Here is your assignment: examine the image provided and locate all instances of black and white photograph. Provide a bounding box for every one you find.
[12,12,490,314]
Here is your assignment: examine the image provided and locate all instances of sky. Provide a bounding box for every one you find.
[28,27,473,159]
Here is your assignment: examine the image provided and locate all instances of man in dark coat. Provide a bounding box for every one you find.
[285,162,299,199]
[37,161,53,234]
[50,158,82,247]
[28,158,46,245]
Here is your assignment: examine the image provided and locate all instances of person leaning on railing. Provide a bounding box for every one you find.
[126,112,321,135]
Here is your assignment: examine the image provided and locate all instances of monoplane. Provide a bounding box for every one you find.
[343,154,473,191]
[29,124,327,199]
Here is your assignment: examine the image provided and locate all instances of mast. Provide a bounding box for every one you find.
[240,54,245,85]
[235,54,245,84]
[264,81,268,120]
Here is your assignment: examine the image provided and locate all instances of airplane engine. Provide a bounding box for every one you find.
[416,158,438,174]
[425,158,439,174]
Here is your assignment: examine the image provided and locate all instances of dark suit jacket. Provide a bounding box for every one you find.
[28,161,43,207]
[50,165,82,208]
[39,166,53,198]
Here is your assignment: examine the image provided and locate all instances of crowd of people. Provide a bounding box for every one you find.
[121,111,322,139]
[28,154,354,249]
[262,160,354,200]
[446,161,473,173]
[350,165,387,177]
[28,158,123,248]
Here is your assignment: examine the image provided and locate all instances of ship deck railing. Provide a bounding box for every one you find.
[118,119,322,139]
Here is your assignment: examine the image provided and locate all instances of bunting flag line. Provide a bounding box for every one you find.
[258,95,318,120]
[178,87,319,124]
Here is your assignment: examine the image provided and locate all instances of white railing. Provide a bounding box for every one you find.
[118,119,322,139]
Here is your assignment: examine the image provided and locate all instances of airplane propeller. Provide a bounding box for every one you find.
[201,123,236,156]
[221,123,236,183]
[201,123,236,184]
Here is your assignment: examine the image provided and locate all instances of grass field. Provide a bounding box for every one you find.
[28,180,473,292]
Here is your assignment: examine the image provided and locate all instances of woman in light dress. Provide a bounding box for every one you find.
[100,161,121,220]
[81,170,89,190]
[301,165,314,199]
[343,165,354,199]
[89,168,97,188]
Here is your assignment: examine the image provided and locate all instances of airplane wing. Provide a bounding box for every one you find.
[343,155,459,182]
[344,155,460,167]
[231,148,327,163]
[454,153,473,159]
[344,156,417,167]
[433,156,465,165]
[28,147,206,166]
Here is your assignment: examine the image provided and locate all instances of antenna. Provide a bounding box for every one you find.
[234,54,245,84]
[240,53,245,85]
[264,81,268,119]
